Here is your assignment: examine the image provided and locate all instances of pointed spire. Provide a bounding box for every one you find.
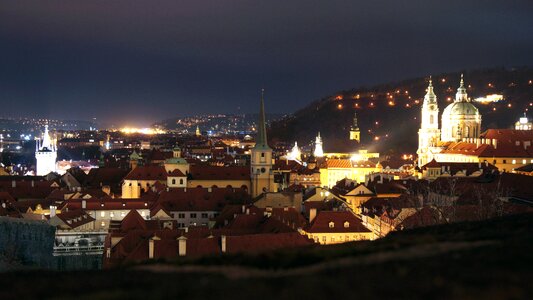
[254,88,270,150]
[455,73,468,102]
[424,76,437,104]
[41,125,52,150]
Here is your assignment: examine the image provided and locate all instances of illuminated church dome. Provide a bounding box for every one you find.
[441,75,482,142]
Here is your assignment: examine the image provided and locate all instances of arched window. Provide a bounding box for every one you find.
[430,114,434,125]
[172,179,176,185]
[179,179,184,185]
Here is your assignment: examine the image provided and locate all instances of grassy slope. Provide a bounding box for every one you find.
[1,213,532,300]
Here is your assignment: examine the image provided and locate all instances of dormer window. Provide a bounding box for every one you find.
[329,221,334,228]
[344,221,350,228]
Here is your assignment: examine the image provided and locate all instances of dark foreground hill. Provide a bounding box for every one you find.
[269,67,533,155]
[1,213,532,300]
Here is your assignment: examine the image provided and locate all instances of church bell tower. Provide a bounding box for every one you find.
[250,89,274,197]
[417,77,441,167]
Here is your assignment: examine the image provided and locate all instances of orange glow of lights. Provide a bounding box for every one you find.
[371,94,375,98]
[493,107,497,111]
[529,80,532,85]
[374,136,380,141]
[337,104,343,109]
[441,78,446,83]
[396,90,400,94]
[507,103,512,108]
[405,104,410,108]
[405,91,409,95]
[488,83,493,88]
[355,94,361,99]
[414,99,420,104]
[447,97,452,102]
[388,101,395,106]
[375,121,379,125]
[355,103,360,108]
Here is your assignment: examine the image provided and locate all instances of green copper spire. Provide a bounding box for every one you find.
[254,88,270,150]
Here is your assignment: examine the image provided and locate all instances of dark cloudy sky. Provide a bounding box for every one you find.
[1,1,532,126]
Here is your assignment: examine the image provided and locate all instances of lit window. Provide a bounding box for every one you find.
[121,212,125,217]
[100,211,105,217]
[101,221,105,227]
[344,221,350,228]
[110,212,114,218]
[329,222,334,228]
[512,160,516,164]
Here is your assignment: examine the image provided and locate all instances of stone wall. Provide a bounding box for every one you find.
[0,217,55,270]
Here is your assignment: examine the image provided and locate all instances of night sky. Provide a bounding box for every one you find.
[1,1,533,127]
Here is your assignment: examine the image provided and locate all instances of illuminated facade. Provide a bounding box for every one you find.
[417,78,441,166]
[35,125,57,176]
[440,74,482,142]
[515,114,532,130]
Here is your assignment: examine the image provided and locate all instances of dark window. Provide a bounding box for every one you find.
[190,213,197,218]
[201,213,208,218]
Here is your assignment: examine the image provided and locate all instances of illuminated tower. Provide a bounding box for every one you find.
[287,141,302,161]
[349,112,361,142]
[35,125,57,176]
[250,89,274,197]
[195,125,201,137]
[417,77,441,167]
[313,132,324,158]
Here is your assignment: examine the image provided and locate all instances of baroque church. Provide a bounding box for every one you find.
[417,75,482,167]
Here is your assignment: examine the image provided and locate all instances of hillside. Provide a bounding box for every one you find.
[1,213,532,299]
[269,67,533,155]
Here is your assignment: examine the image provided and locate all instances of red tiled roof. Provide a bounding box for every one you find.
[124,166,168,181]
[189,166,250,180]
[305,211,370,233]
[225,232,313,253]
[155,187,248,212]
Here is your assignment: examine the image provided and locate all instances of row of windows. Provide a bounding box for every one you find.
[173,212,212,219]
[494,159,533,165]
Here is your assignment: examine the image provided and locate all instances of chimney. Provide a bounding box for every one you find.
[31,180,35,187]
[241,205,245,213]
[221,235,227,253]
[82,200,86,209]
[49,205,57,218]
[11,180,16,188]
[493,139,497,149]
[309,208,317,222]
[148,235,160,259]
[245,208,250,215]
[177,236,187,256]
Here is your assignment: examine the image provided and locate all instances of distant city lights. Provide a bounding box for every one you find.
[120,127,165,135]
[474,94,504,103]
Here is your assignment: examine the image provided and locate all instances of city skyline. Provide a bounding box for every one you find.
[1,1,533,126]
